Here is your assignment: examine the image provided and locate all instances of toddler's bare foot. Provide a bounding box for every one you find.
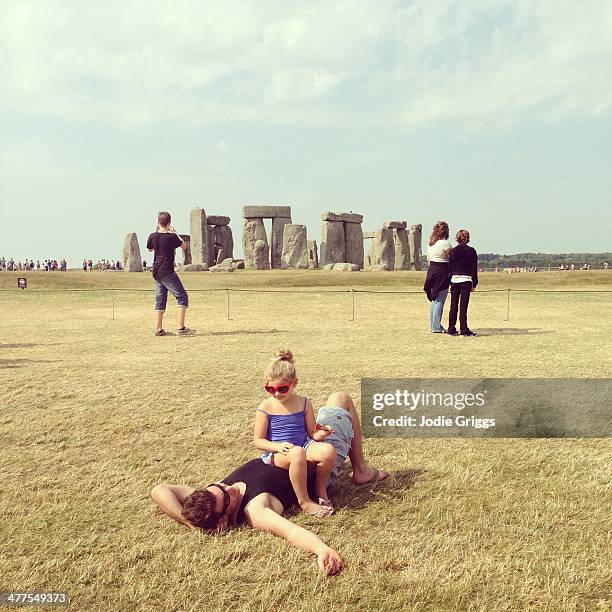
[301,499,333,517]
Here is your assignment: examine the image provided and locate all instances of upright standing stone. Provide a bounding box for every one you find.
[180,235,192,266]
[243,219,268,269]
[254,240,270,270]
[367,228,395,271]
[320,221,345,267]
[344,223,364,269]
[394,228,409,270]
[212,225,234,261]
[123,233,143,272]
[307,240,318,269]
[271,217,291,268]
[190,208,208,266]
[281,225,308,269]
[408,224,423,271]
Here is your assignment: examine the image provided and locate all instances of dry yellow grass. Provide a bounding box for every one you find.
[1,270,610,611]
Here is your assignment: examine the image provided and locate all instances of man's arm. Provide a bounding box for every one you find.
[245,496,343,575]
[168,226,187,251]
[151,483,195,528]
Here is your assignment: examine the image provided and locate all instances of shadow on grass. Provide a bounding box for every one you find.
[207,329,287,336]
[330,468,425,511]
[0,358,62,369]
[475,328,552,336]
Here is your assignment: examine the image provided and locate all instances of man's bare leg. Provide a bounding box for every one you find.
[177,306,186,329]
[325,391,389,485]
[155,310,165,333]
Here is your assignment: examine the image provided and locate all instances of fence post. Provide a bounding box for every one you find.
[505,289,510,321]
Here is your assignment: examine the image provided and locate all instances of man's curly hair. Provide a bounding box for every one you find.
[181,489,219,530]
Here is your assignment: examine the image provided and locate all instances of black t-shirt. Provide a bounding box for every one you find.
[222,459,315,525]
[146,232,182,279]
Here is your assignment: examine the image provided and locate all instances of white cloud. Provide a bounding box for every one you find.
[0,0,611,129]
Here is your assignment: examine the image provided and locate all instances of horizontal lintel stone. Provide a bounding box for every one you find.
[383,221,407,229]
[243,205,291,219]
[321,211,364,224]
[206,216,230,226]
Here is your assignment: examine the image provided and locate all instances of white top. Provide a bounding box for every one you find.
[427,239,452,263]
[451,274,472,283]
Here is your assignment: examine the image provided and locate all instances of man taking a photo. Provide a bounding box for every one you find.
[146,211,195,337]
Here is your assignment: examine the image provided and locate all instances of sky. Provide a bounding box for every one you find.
[2,0,611,265]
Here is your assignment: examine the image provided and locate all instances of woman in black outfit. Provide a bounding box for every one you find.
[447,229,478,336]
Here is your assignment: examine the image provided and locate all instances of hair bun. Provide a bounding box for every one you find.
[275,347,294,363]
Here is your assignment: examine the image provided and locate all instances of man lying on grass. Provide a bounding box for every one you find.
[151,392,388,575]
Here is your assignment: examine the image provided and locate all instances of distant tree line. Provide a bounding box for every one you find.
[475,253,611,268]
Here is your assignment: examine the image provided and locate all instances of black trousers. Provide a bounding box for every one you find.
[448,281,472,333]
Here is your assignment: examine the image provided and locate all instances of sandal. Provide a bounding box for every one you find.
[318,497,334,509]
[154,329,168,336]
[307,504,334,517]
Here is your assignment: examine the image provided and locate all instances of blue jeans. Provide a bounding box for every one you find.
[430,287,448,332]
[154,272,189,311]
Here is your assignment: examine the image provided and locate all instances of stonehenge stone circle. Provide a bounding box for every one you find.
[307,240,318,269]
[408,224,423,271]
[123,233,143,272]
[281,224,308,269]
[254,239,270,270]
[243,219,268,268]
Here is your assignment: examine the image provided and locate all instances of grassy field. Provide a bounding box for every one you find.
[1,270,610,611]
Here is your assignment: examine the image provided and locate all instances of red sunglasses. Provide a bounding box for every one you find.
[264,384,292,395]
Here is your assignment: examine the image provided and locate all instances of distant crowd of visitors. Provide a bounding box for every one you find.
[0,258,67,272]
[81,259,125,271]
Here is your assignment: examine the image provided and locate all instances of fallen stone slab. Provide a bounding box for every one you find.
[363,231,377,239]
[243,205,292,219]
[231,260,245,270]
[177,263,208,272]
[209,264,235,272]
[332,263,360,271]
[323,263,335,270]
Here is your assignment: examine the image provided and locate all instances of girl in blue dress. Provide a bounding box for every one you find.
[253,348,336,517]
